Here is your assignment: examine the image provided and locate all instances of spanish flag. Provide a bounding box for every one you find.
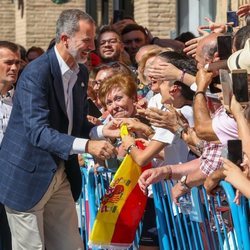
[89,125,151,249]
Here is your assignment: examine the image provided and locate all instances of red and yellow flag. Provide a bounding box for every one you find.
[89,125,151,249]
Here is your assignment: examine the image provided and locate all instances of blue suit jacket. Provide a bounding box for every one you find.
[0,48,94,211]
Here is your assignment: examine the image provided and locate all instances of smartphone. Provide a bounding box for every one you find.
[217,35,232,60]
[227,139,243,169]
[113,10,124,24]
[219,69,232,107]
[209,75,221,94]
[232,69,249,105]
[227,11,239,27]
[87,98,102,118]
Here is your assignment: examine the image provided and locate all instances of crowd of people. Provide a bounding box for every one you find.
[0,3,250,250]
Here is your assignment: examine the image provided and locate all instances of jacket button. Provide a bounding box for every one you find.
[52,168,56,173]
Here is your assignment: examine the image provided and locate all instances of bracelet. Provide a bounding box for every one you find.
[194,91,206,99]
[126,144,137,154]
[179,69,186,82]
[195,140,205,154]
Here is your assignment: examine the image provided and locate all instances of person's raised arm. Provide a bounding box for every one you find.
[230,95,250,159]
[194,68,219,141]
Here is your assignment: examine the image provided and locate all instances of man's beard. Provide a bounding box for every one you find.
[68,47,88,64]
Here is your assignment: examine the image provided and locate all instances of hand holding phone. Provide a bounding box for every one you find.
[227,11,239,27]
[217,35,232,60]
[232,69,249,105]
[227,139,243,169]
[219,69,232,107]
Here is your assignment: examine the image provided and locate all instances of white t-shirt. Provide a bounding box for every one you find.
[148,93,163,109]
[152,105,193,165]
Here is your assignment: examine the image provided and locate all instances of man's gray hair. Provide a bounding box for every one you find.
[202,40,218,59]
[55,9,95,43]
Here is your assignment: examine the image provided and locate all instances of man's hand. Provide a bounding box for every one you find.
[237,4,250,18]
[171,182,188,205]
[204,168,224,195]
[198,17,228,34]
[182,127,200,147]
[138,166,171,195]
[86,140,117,161]
[196,68,213,92]
[184,36,204,57]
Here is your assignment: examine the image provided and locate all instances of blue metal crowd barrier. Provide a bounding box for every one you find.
[78,166,250,250]
[152,180,250,250]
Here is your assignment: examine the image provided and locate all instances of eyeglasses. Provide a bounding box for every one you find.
[99,38,120,47]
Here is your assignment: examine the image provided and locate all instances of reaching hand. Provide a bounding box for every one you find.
[144,62,182,82]
[182,127,200,146]
[102,119,121,139]
[184,36,204,57]
[237,4,250,18]
[86,140,117,161]
[121,134,136,151]
[198,17,228,34]
[229,95,244,118]
[204,169,224,195]
[145,106,179,132]
[196,68,213,92]
[222,158,245,185]
[171,182,188,205]
[138,167,171,195]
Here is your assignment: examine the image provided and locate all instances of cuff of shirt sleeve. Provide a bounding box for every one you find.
[70,138,89,155]
[89,125,105,140]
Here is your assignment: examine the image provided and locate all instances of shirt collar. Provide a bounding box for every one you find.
[54,46,79,76]
[0,86,14,105]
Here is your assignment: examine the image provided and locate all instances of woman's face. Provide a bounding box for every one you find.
[144,56,161,93]
[151,56,174,104]
[105,87,135,118]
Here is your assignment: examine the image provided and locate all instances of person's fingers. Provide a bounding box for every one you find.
[185,37,199,46]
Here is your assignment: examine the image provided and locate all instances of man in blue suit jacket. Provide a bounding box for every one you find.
[0,9,116,250]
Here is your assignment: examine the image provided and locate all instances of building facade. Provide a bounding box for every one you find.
[0,0,248,50]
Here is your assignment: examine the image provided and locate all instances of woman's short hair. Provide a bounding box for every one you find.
[98,73,137,108]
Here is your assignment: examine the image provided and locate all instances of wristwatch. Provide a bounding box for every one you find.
[180,175,190,190]
[175,125,184,138]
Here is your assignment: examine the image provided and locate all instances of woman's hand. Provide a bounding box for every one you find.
[122,135,136,151]
[144,62,182,82]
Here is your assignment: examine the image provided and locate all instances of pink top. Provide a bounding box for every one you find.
[212,107,238,146]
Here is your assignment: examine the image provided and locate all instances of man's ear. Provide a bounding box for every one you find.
[170,85,181,96]
[61,33,69,47]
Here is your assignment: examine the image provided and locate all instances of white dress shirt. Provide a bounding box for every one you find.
[54,46,104,154]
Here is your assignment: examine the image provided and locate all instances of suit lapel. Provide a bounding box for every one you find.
[72,67,86,131]
[48,48,68,118]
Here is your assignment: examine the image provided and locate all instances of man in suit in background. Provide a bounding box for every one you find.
[0,9,116,250]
